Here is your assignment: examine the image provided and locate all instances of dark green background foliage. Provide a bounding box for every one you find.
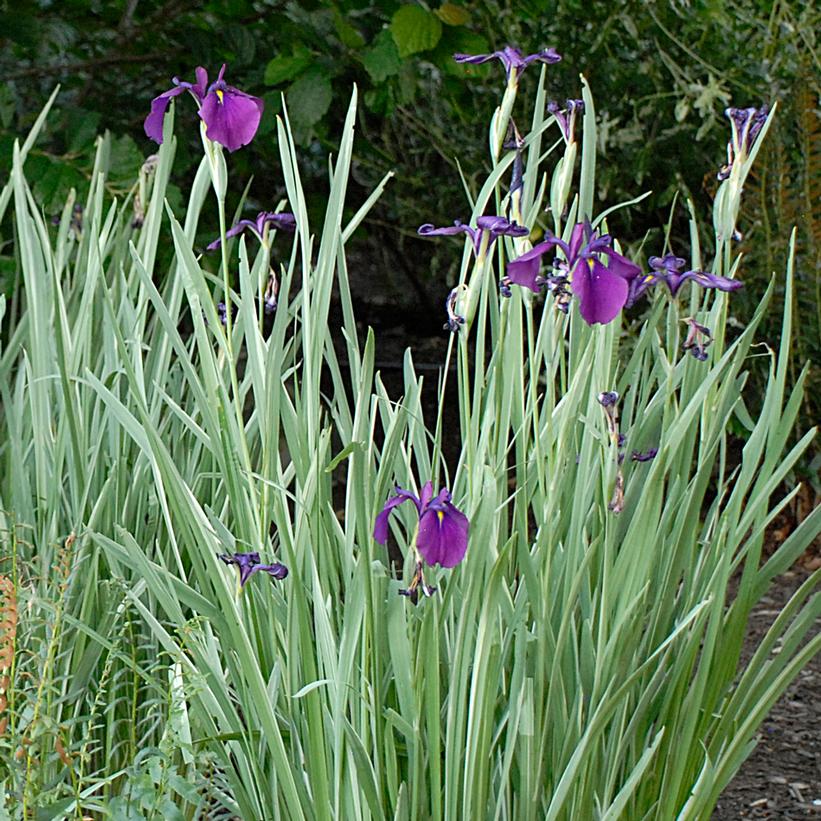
[1,0,818,444]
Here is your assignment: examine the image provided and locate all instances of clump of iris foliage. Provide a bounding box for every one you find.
[0,39,819,819]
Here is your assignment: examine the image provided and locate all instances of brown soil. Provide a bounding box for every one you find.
[713,559,821,819]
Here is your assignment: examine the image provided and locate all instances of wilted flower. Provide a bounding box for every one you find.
[144,64,264,152]
[454,46,561,82]
[207,211,296,251]
[682,317,712,361]
[419,216,529,257]
[263,273,279,315]
[597,390,621,445]
[608,470,625,514]
[504,121,527,208]
[626,254,743,307]
[597,390,626,513]
[218,552,288,588]
[444,285,467,333]
[399,561,437,605]
[374,481,469,570]
[505,222,641,325]
[216,301,234,326]
[631,448,658,462]
[547,99,584,142]
[718,105,768,180]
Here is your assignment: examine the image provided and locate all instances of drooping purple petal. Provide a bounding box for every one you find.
[453,52,504,67]
[454,46,560,80]
[200,85,264,152]
[602,248,641,282]
[521,47,561,68]
[476,215,529,240]
[571,258,630,325]
[373,487,422,544]
[207,211,297,251]
[250,562,289,581]
[218,551,287,588]
[506,238,562,292]
[681,271,743,294]
[258,211,297,235]
[416,502,469,568]
[418,222,476,241]
[206,219,258,251]
[144,84,189,144]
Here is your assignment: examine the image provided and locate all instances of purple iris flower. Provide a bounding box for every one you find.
[505,222,641,325]
[718,105,768,180]
[218,552,288,588]
[547,99,584,142]
[374,481,469,569]
[418,216,529,256]
[682,317,712,361]
[144,64,264,153]
[207,211,296,251]
[454,46,561,81]
[626,254,743,307]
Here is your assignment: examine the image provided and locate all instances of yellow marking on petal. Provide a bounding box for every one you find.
[587,259,595,272]
[437,510,444,524]
[216,89,224,104]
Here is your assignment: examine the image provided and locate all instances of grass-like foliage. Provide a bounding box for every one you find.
[0,71,818,820]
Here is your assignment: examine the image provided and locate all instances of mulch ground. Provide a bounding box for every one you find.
[713,549,821,819]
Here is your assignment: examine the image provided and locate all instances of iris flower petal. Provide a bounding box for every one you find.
[571,258,630,325]
[144,85,189,143]
[505,238,560,291]
[200,85,264,152]
[373,487,423,544]
[417,504,469,568]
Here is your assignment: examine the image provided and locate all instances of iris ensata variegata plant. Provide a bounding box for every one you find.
[505,221,641,325]
[218,552,288,591]
[144,64,264,152]
[374,481,469,603]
